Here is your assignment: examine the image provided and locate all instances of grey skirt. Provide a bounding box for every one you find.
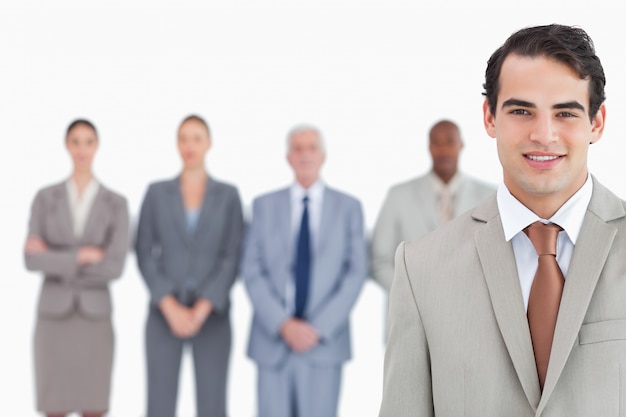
[34,311,114,413]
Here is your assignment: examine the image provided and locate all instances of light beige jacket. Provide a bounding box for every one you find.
[379,176,626,416]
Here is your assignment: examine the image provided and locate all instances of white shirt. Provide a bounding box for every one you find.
[287,180,325,313]
[497,174,592,310]
[66,178,100,238]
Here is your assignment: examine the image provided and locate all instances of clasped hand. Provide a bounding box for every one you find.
[159,295,213,339]
[280,318,320,352]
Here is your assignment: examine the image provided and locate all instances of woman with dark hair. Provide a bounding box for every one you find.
[135,114,244,417]
[24,119,129,417]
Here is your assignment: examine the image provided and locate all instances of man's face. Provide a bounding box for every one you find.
[429,123,463,182]
[483,54,605,213]
[287,130,325,187]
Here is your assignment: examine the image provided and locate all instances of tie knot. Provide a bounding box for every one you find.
[302,195,309,205]
[523,221,562,256]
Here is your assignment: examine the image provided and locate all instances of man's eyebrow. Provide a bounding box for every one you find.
[501,98,534,109]
[501,99,586,112]
[553,101,585,111]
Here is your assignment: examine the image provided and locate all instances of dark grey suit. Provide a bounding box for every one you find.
[135,177,244,417]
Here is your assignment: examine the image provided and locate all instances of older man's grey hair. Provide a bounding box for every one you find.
[286,124,326,153]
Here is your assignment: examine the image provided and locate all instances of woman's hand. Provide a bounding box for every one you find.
[159,295,201,338]
[192,298,213,327]
[77,246,105,265]
[24,236,48,254]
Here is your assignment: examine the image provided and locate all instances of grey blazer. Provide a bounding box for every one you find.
[135,177,244,312]
[379,176,626,416]
[24,182,129,318]
[241,186,368,366]
[371,173,495,290]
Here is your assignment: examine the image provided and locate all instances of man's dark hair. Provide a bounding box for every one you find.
[483,24,606,121]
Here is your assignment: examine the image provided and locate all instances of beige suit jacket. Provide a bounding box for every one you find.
[371,173,495,291]
[379,176,626,416]
[25,182,129,318]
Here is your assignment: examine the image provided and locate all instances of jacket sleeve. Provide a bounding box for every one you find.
[24,189,80,280]
[241,198,293,336]
[197,187,245,313]
[370,189,399,291]
[135,185,176,305]
[308,198,368,341]
[77,195,130,287]
[378,242,434,417]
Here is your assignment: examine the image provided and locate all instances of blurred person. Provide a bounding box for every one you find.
[135,114,244,417]
[371,119,495,293]
[379,24,624,416]
[241,125,368,417]
[24,119,130,417]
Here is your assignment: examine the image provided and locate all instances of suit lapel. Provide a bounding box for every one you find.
[275,188,292,259]
[51,183,76,243]
[316,188,335,255]
[165,178,190,246]
[414,177,439,230]
[537,178,624,412]
[474,200,541,410]
[192,179,219,241]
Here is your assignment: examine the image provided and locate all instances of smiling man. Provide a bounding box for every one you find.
[379,24,626,416]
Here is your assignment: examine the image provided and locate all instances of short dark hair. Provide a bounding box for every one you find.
[179,114,211,137]
[66,118,98,140]
[482,24,606,121]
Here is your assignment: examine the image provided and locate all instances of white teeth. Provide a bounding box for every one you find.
[527,155,560,161]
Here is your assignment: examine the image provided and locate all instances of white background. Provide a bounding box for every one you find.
[2,1,626,416]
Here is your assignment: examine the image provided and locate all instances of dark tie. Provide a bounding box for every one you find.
[524,221,565,390]
[294,196,311,319]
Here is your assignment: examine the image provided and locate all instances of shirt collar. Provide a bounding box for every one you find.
[497,174,592,243]
[66,177,99,202]
[429,171,462,195]
[291,179,325,203]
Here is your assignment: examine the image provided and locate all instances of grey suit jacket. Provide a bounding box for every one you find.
[371,173,495,290]
[135,177,244,313]
[379,176,626,416]
[25,182,129,318]
[241,185,368,366]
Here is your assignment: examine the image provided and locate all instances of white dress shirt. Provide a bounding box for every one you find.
[66,178,100,238]
[497,174,592,310]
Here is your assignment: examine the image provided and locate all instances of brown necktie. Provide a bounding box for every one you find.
[524,221,564,390]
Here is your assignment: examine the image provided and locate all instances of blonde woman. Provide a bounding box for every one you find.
[136,115,244,417]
